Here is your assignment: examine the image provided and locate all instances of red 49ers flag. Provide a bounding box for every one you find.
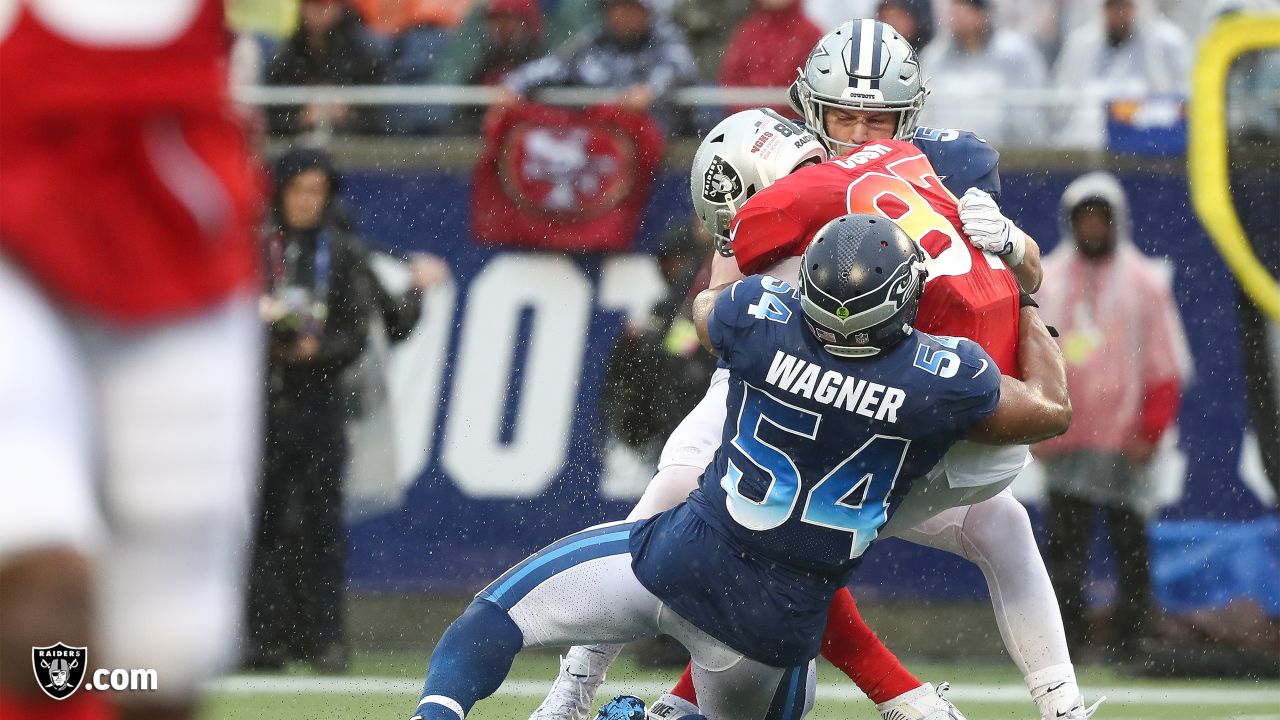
[471,103,666,252]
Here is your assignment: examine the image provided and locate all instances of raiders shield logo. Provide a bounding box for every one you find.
[701,156,743,204]
[33,643,87,700]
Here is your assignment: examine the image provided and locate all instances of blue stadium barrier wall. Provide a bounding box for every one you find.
[340,166,1279,613]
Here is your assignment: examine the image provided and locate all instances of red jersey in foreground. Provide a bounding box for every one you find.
[729,140,1022,375]
[0,0,261,323]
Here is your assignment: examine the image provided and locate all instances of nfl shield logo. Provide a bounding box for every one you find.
[32,643,87,700]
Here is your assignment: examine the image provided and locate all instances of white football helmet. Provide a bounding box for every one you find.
[691,108,827,256]
[789,19,929,153]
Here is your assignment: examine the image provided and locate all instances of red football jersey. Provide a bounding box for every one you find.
[0,0,261,323]
[729,140,1022,375]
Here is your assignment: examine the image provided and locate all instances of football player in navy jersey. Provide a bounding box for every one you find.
[409,215,1070,720]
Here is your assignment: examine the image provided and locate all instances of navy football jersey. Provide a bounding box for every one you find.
[631,274,1000,666]
[911,126,1001,204]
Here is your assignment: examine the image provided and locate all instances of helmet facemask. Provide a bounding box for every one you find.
[789,20,930,156]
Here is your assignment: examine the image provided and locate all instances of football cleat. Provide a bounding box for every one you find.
[596,695,647,720]
[644,693,700,720]
[876,682,967,720]
[1050,696,1106,720]
[529,654,610,720]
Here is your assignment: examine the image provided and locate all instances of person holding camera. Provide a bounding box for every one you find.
[246,147,374,673]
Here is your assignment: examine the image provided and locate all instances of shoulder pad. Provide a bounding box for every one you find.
[911,127,1002,204]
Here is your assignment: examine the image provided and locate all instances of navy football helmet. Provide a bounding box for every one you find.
[798,213,927,358]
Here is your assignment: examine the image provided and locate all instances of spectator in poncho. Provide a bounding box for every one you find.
[1034,171,1192,661]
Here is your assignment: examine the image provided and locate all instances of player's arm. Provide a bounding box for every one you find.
[709,251,746,287]
[693,281,737,356]
[958,188,1043,293]
[1011,235,1043,293]
[967,306,1070,444]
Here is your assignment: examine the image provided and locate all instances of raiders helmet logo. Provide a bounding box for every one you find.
[33,643,87,700]
[701,156,743,204]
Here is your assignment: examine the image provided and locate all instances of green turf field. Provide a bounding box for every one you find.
[204,650,1280,720]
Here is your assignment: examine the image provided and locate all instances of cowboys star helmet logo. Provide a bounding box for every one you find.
[701,155,743,204]
[32,643,87,700]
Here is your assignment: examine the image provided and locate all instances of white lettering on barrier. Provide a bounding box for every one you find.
[363,253,667,502]
[442,254,592,497]
[597,254,669,326]
[388,277,456,490]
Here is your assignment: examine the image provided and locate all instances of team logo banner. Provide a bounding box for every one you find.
[32,643,87,700]
[471,103,665,253]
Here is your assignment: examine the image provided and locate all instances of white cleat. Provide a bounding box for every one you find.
[644,693,701,720]
[1049,696,1106,720]
[876,682,967,720]
[528,648,615,720]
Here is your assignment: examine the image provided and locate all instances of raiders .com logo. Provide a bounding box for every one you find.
[32,642,159,700]
[33,643,87,700]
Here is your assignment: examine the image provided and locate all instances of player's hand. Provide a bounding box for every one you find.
[619,84,655,113]
[409,253,451,291]
[959,188,1025,265]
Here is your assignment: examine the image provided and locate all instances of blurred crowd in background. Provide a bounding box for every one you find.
[226,0,1280,148]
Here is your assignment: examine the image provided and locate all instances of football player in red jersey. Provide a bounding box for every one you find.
[0,2,262,719]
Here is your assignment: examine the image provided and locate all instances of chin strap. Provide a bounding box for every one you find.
[714,208,735,257]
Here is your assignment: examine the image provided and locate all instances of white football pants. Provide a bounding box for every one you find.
[0,255,261,698]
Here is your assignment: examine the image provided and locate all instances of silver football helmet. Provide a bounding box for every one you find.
[691,108,827,256]
[789,19,929,153]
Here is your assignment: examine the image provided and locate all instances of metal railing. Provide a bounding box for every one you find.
[235,84,794,107]
[234,84,1144,108]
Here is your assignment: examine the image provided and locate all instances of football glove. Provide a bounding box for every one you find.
[959,187,1026,266]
